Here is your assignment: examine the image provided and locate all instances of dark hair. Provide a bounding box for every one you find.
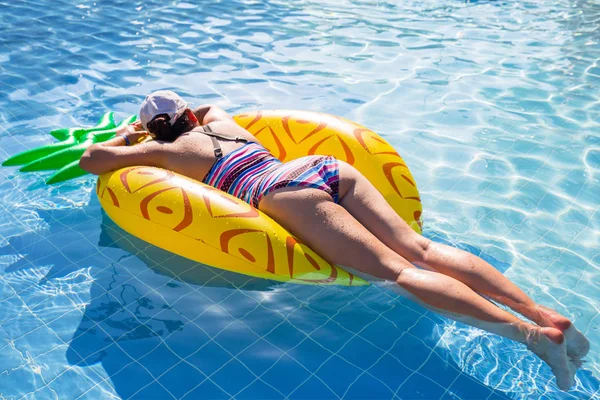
[147,109,197,142]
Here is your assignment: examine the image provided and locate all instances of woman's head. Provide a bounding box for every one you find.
[139,90,199,141]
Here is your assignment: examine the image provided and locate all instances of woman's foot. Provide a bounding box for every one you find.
[527,327,577,391]
[536,305,590,360]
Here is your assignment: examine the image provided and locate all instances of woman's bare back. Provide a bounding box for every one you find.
[156,120,258,182]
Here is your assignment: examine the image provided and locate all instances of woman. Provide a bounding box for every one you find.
[80,90,589,391]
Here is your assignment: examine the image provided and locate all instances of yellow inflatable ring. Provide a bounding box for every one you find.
[97,110,422,286]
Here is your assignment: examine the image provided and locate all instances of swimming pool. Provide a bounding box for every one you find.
[0,0,598,398]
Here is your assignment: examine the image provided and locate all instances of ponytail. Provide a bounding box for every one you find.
[147,109,198,142]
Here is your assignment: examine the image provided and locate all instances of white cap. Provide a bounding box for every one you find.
[139,90,188,130]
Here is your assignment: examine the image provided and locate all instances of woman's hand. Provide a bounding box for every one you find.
[116,122,150,145]
[80,120,164,175]
[116,120,143,133]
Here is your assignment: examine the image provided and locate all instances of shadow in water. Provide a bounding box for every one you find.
[0,197,543,398]
[0,198,518,398]
[5,196,596,398]
[61,204,513,399]
[62,204,294,398]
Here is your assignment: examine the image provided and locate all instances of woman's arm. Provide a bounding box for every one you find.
[192,104,233,125]
[79,123,166,175]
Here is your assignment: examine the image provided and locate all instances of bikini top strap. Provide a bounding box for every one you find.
[201,124,248,160]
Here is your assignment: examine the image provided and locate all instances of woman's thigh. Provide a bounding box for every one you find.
[337,161,429,263]
[258,187,412,281]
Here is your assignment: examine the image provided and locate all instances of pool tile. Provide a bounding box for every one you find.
[331,303,380,334]
[345,373,395,399]
[0,364,39,398]
[237,338,284,375]
[213,320,260,355]
[381,301,425,328]
[407,314,444,347]
[197,286,239,304]
[485,391,512,400]
[315,355,363,397]
[77,380,119,400]
[182,379,229,399]
[236,379,284,399]
[310,320,355,353]
[397,372,446,399]
[283,284,328,303]
[288,376,338,400]
[258,288,305,319]
[338,335,384,371]
[360,317,404,350]
[210,358,256,394]
[21,385,60,400]
[388,333,432,370]
[136,342,186,377]
[130,382,176,400]
[218,289,260,319]
[107,361,156,399]
[47,366,99,399]
[287,337,332,371]
[446,373,496,399]
[186,340,232,376]
[50,237,93,265]
[240,308,286,337]
[14,324,63,359]
[261,354,311,396]
[191,305,236,337]
[368,353,411,392]
[418,348,460,388]
[44,307,89,341]
[439,391,461,400]
[263,319,307,352]
[287,304,331,333]
[2,309,46,338]
[157,361,207,398]
[161,324,211,359]
[38,343,88,384]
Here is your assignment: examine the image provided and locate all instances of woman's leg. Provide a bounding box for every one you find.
[337,162,590,360]
[259,188,576,391]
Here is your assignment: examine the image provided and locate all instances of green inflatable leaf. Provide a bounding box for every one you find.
[1,136,77,167]
[93,115,137,143]
[2,112,138,184]
[2,112,116,166]
[19,140,93,172]
[48,112,116,141]
[46,160,88,184]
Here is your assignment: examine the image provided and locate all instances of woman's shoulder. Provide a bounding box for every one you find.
[203,121,256,141]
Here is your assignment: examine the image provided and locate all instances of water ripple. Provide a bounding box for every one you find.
[1,0,599,399]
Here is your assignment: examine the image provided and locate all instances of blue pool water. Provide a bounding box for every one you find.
[1,0,599,398]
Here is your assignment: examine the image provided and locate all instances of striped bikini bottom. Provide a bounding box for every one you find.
[202,142,340,208]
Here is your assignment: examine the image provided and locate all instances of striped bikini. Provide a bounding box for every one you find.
[200,126,339,208]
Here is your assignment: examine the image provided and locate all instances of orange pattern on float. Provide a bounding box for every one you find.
[97,110,422,285]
